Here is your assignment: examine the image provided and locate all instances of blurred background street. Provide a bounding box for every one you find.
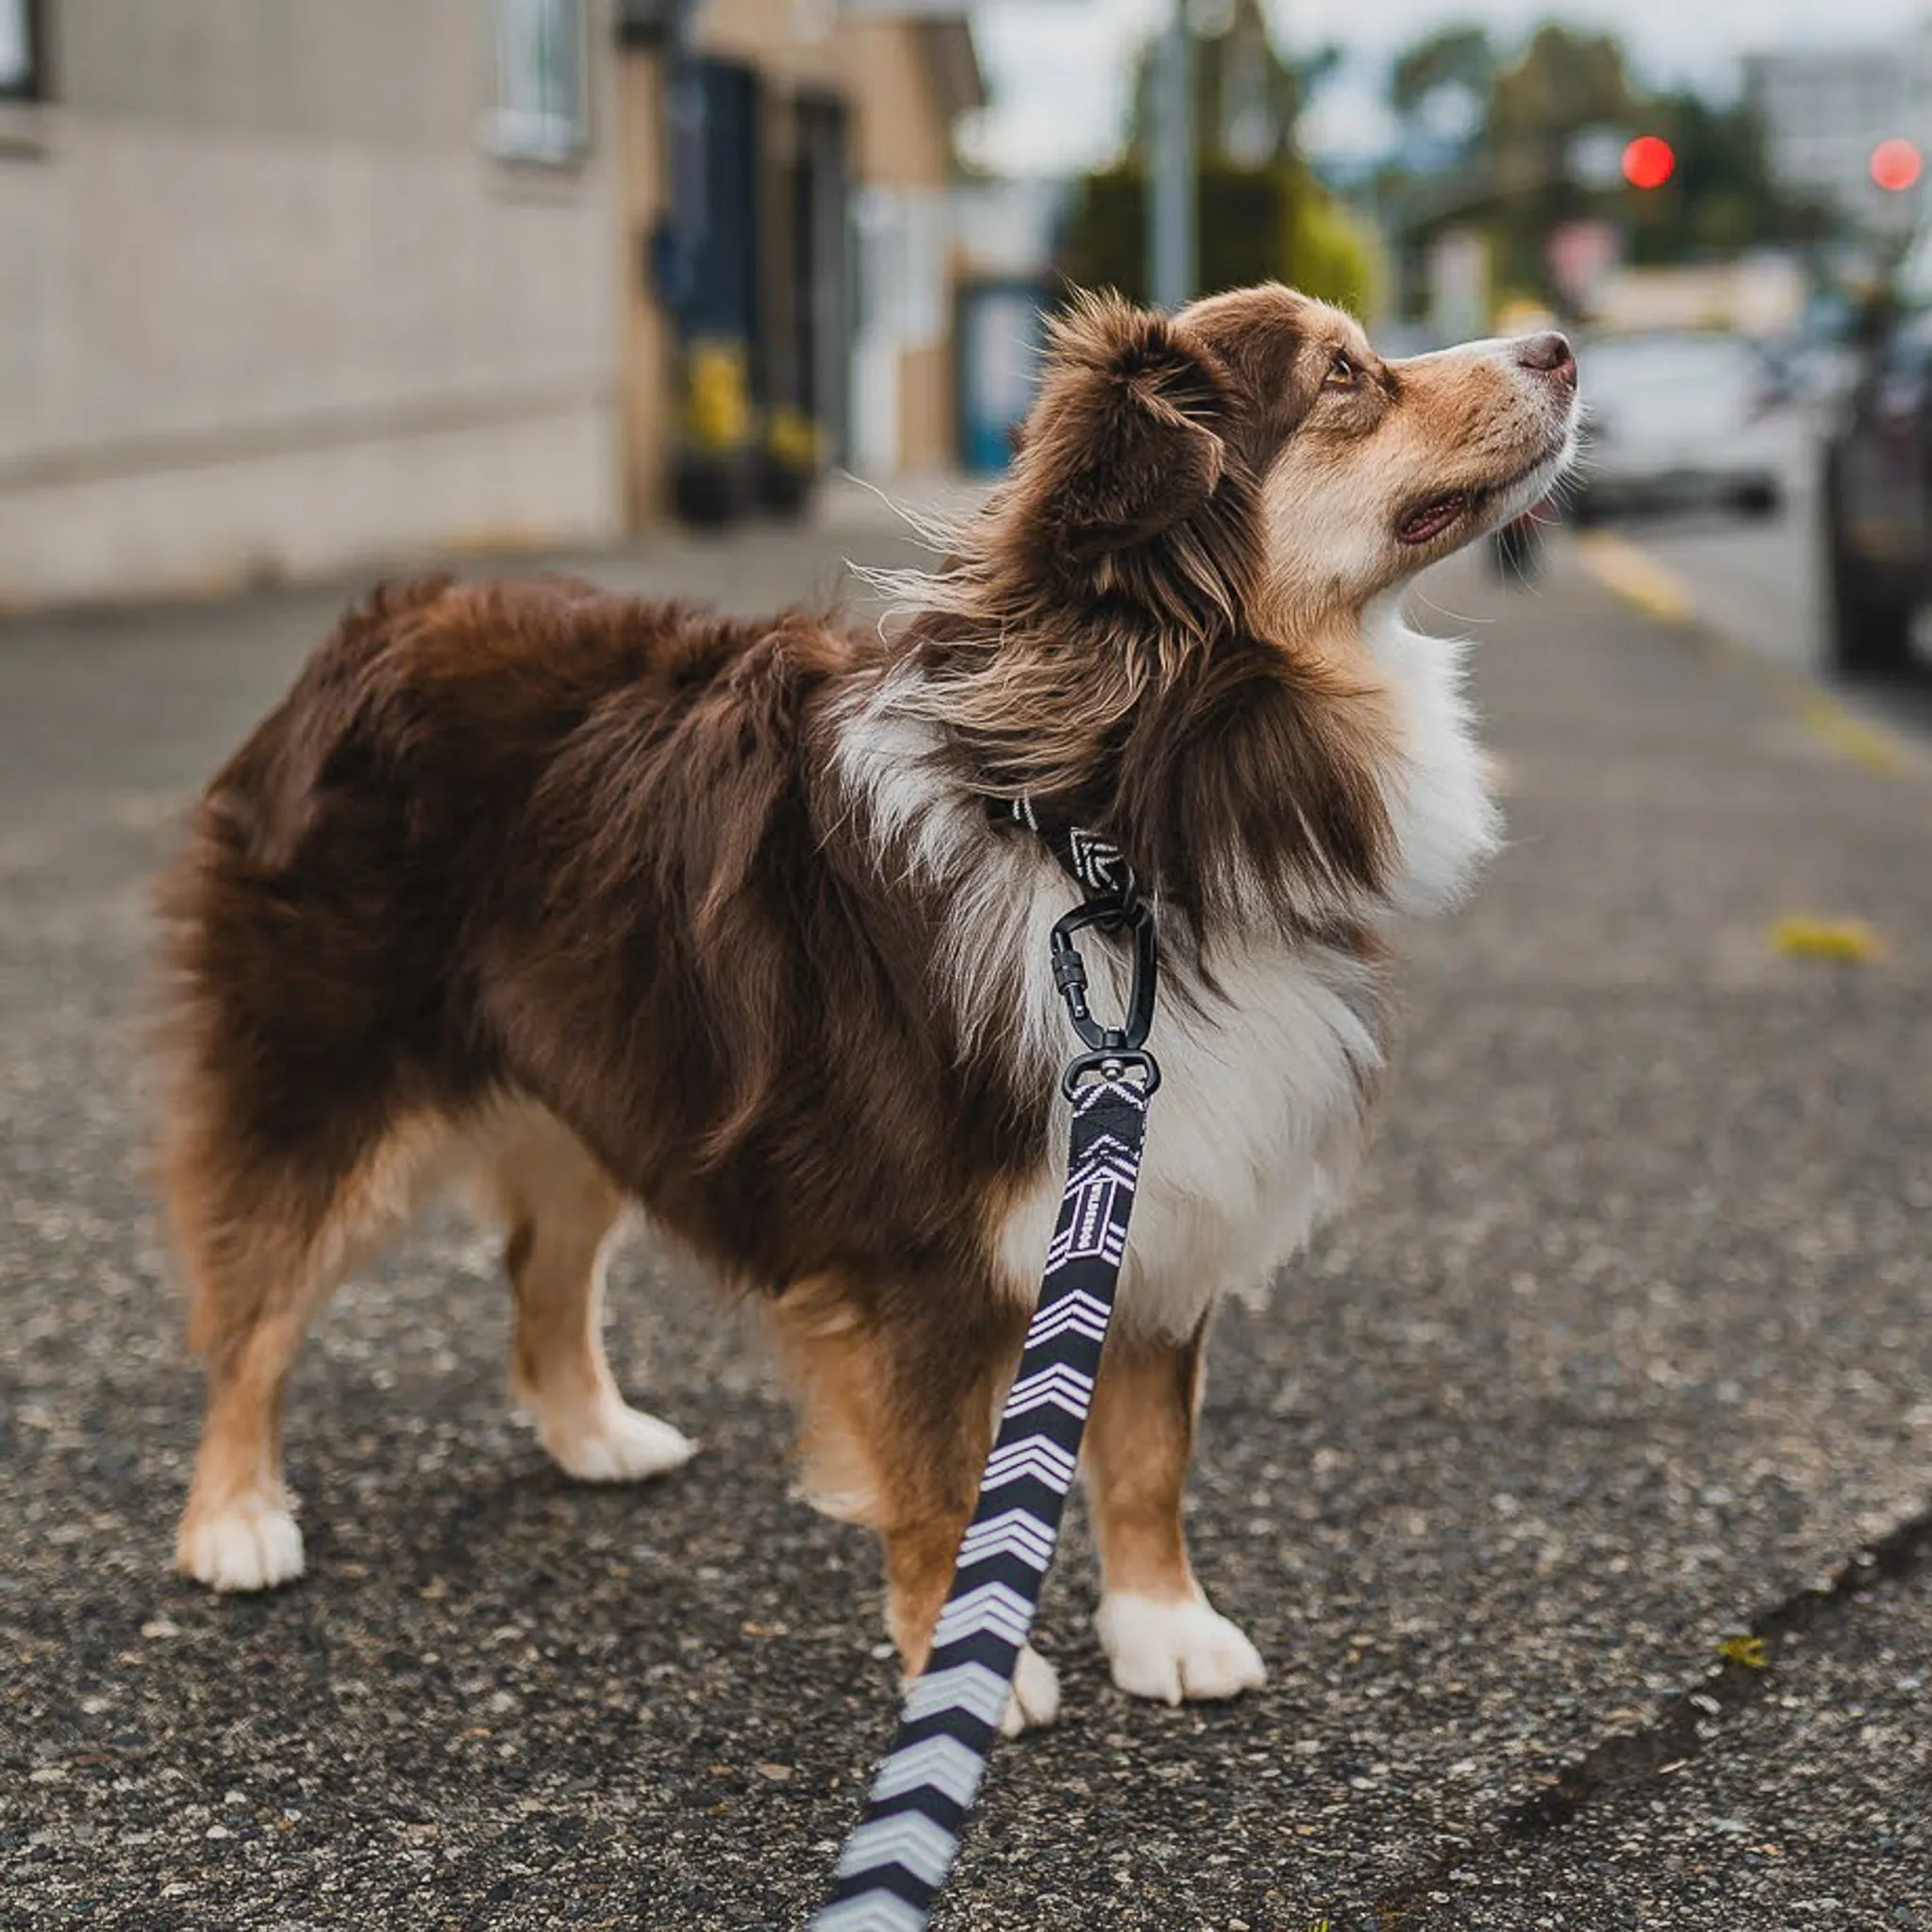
[5,513,1929,1930]
[5,1,1932,1928]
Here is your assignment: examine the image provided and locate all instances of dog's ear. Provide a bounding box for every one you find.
[1024,292,1230,561]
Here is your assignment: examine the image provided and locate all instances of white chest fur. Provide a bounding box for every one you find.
[990,606,1502,1335]
[1361,604,1505,920]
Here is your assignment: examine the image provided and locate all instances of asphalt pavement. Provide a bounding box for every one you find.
[1598,452,1821,676]
[3,507,1930,1931]
[1574,407,1930,706]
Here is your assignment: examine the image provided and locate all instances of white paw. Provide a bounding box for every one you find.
[542,1402,696,1484]
[998,1643,1061,1738]
[177,1495,305,1593]
[1095,1591,1266,1706]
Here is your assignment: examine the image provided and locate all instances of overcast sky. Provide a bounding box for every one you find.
[963,0,1929,175]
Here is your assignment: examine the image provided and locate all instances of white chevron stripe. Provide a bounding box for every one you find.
[869,1732,986,1809]
[1072,1079,1146,1116]
[1045,1237,1127,1271]
[900,1659,1014,1729]
[932,1579,1033,1649]
[1003,1363,1094,1421]
[1066,1167,1130,1198]
[979,1437,1077,1490]
[956,1509,1057,1571]
[1060,1167,1133,1209]
[1053,1186,1126,1225]
[833,1811,958,1888]
[814,1898,929,1932]
[1045,1210,1128,1268]
[1024,1290,1112,1347]
[1064,1137,1137,1180]
[1065,827,1126,890]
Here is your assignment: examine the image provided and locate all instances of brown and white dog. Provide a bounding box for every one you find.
[154,284,1578,1731]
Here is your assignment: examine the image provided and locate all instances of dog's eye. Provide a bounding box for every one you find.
[1324,351,1358,390]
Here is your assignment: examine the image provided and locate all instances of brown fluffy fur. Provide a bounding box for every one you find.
[153,283,1578,1713]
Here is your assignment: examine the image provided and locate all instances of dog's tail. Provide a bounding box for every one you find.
[143,576,459,1345]
[206,575,457,873]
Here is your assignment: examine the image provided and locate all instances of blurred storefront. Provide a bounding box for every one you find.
[0,0,626,604]
[0,0,983,605]
[950,177,1067,476]
[618,0,984,524]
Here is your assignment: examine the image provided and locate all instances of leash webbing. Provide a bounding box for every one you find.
[811,819,1158,1931]
[811,1071,1152,1930]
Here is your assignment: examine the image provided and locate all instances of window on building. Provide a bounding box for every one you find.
[492,0,586,163]
[1,0,44,102]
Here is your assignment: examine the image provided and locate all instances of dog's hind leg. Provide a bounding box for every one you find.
[177,1241,322,1593]
[1083,1320,1266,1704]
[478,1111,693,1484]
[171,1108,445,1592]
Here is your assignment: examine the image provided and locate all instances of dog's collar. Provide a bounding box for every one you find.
[988,795,1140,904]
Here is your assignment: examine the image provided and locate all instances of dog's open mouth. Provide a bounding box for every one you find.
[1396,434,1572,548]
[1395,491,1476,546]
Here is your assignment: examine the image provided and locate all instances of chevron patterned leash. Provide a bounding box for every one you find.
[812,824,1158,1931]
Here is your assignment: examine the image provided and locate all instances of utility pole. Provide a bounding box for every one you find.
[1148,0,1196,311]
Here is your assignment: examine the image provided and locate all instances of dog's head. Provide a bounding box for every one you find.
[1005,282,1579,626]
[891,282,1577,882]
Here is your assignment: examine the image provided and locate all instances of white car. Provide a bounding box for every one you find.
[1574,331,1789,522]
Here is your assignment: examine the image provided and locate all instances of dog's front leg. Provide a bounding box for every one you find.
[775,1284,1058,1735]
[1083,1317,1267,1704]
[877,1469,1063,1739]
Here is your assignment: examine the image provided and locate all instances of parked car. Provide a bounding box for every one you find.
[1572,331,1788,524]
[1821,293,1932,677]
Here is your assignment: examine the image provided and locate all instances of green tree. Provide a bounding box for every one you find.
[1624,93,1835,264]
[1390,24,1494,139]
[1484,25,1644,293]
[1059,161,1374,313]
[1381,18,1834,315]
[1127,0,1339,171]
[1488,25,1641,150]
[1058,0,1370,311]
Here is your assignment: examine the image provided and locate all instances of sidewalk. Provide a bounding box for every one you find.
[1,524,1928,1929]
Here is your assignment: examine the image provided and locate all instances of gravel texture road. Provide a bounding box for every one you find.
[3,516,1929,1930]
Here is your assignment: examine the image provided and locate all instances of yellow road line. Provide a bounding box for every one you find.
[1784,684,1913,779]
[1574,529,1697,624]
[1573,531,1922,781]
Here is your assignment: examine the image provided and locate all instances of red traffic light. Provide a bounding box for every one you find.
[1872,139,1924,192]
[1621,135,1675,191]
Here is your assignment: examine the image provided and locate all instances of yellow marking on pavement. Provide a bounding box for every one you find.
[1716,1633,1769,1670]
[1787,686,1912,778]
[1575,532,1923,780]
[1574,530,1697,623]
[1766,916,1886,963]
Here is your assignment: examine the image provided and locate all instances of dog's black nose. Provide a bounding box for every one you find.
[1516,330,1576,387]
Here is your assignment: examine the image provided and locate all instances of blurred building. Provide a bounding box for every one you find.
[949,175,1066,474]
[1746,29,1932,226]
[0,0,981,606]
[618,0,983,521]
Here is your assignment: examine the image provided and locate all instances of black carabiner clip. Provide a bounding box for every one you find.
[1050,892,1158,1062]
